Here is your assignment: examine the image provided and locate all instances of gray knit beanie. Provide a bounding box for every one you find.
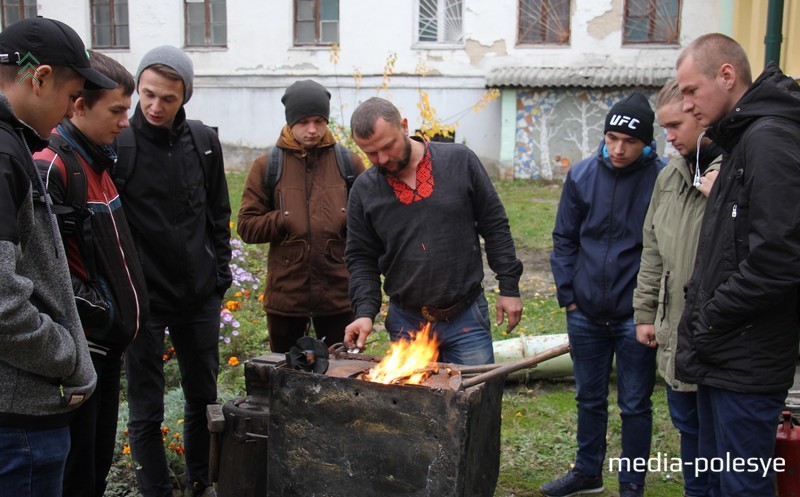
[136,45,194,104]
[282,80,331,126]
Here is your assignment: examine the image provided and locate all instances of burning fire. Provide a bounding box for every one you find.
[365,324,440,385]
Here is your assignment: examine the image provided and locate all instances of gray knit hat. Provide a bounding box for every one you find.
[136,45,194,104]
[282,80,330,126]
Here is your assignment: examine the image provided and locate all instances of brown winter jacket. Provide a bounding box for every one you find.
[238,126,365,316]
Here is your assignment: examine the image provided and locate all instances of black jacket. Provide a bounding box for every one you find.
[114,105,232,312]
[676,63,800,393]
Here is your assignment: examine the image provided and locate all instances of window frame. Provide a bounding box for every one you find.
[516,0,571,46]
[414,0,464,47]
[1,0,37,29]
[293,0,339,47]
[90,0,129,49]
[622,0,681,45]
[184,0,227,48]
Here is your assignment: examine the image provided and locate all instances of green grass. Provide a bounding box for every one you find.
[495,180,561,251]
[227,171,247,220]
[497,379,683,497]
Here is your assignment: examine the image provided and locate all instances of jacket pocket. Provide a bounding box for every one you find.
[271,240,306,267]
[731,201,749,264]
[694,318,753,372]
[325,239,345,264]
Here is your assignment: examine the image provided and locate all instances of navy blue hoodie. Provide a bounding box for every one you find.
[551,141,662,323]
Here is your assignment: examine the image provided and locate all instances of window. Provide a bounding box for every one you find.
[623,0,680,44]
[91,0,129,48]
[185,0,226,47]
[294,0,338,46]
[1,0,36,29]
[417,0,463,44]
[517,0,570,45]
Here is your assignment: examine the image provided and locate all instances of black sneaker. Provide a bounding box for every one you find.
[540,469,604,497]
[619,482,645,497]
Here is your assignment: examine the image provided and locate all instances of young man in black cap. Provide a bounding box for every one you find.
[545,93,663,497]
[0,16,116,497]
[238,79,364,352]
[33,50,149,497]
[116,46,231,497]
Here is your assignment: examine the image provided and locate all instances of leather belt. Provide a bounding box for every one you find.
[394,285,483,323]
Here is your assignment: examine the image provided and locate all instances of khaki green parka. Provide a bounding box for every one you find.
[633,151,721,391]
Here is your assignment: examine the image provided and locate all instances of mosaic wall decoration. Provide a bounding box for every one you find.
[514,87,662,180]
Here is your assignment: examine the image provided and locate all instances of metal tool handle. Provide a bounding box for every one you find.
[460,343,571,389]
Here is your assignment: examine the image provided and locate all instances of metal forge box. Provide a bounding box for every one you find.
[243,353,504,497]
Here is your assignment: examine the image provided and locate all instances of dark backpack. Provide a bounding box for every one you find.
[113,119,216,194]
[264,143,356,210]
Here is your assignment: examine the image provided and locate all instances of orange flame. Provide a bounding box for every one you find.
[366,324,439,385]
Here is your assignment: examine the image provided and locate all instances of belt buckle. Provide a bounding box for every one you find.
[420,306,437,322]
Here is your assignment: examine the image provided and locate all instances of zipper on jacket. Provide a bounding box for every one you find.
[304,155,314,317]
[104,192,141,344]
[660,270,670,325]
[601,171,620,316]
[732,204,738,218]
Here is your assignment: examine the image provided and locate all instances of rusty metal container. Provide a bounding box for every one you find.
[213,397,270,497]
[264,357,504,497]
[211,345,570,497]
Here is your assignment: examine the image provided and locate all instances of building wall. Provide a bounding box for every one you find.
[730,0,800,77]
[22,0,788,174]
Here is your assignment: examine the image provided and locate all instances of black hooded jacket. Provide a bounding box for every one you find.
[676,63,800,393]
[114,105,232,312]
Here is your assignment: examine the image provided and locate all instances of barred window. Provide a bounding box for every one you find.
[417,0,463,44]
[518,0,570,45]
[623,0,680,45]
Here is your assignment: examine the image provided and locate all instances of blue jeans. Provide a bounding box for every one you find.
[386,293,494,366]
[696,384,785,497]
[567,308,656,485]
[666,386,709,497]
[125,294,221,497]
[0,426,70,497]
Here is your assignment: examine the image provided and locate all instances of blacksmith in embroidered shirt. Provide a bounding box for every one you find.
[344,97,523,365]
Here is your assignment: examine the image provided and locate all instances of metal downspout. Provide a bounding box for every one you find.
[765,0,785,67]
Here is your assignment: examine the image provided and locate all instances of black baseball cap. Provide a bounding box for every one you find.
[0,16,116,90]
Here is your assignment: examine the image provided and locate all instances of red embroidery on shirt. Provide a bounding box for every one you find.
[387,146,435,204]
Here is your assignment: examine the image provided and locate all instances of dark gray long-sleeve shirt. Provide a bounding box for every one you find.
[346,140,522,320]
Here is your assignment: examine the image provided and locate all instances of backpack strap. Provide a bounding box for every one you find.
[43,134,87,238]
[262,144,354,211]
[186,119,215,191]
[38,135,99,280]
[333,143,356,194]
[263,146,284,211]
[113,127,136,194]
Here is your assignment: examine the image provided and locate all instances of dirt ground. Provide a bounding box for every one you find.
[482,247,556,300]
